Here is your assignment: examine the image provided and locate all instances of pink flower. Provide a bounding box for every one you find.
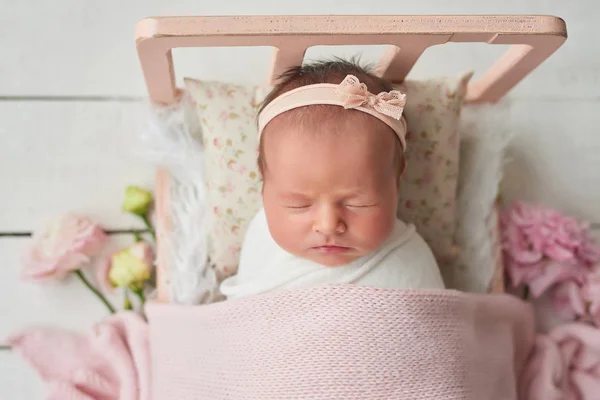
[227,160,238,170]
[97,256,115,293]
[500,201,599,295]
[582,268,600,326]
[579,234,600,266]
[420,167,434,185]
[549,280,586,321]
[21,215,108,281]
[527,260,587,298]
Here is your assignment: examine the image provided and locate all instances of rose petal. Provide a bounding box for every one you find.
[96,255,115,294]
[529,262,579,298]
[511,250,544,265]
[20,261,58,280]
[506,259,542,288]
[544,244,576,263]
[21,215,108,282]
[550,281,586,320]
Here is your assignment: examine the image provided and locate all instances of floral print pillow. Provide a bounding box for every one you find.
[184,78,270,279]
[395,71,473,263]
[184,72,472,279]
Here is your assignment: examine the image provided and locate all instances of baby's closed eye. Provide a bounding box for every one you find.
[284,204,311,209]
[276,190,381,211]
[345,203,378,208]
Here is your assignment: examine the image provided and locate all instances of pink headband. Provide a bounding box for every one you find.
[257,74,408,151]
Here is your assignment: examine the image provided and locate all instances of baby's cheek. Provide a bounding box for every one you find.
[354,207,396,250]
[264,205,305,253]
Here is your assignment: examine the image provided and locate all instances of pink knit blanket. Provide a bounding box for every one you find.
[147,284,534,399]
[8,284,600,399]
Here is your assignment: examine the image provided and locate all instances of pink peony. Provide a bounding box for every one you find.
[581,267,600,327]
[549,280,586,321]
[539,266,600,328]
[527,260,587,298]
[579,234,600,266]
[500,201,600,296]
[21,215,108,281]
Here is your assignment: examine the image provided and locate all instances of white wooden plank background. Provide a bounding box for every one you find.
[0,101,153,231]
[1,0,599,398]
[502,100,600,221]
[1,1,598,99]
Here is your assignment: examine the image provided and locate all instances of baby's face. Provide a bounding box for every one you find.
[261,114,399,266]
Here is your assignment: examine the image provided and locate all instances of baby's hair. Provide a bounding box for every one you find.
[257,57,404,184]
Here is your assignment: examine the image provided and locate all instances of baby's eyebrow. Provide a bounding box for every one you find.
[279,188,378,200]
[342,187,375,197]
[279,191,311,200]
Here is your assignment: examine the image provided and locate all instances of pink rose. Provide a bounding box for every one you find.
[500,201,599,295]
[21,215,108,281]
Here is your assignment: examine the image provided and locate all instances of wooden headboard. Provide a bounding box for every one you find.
[136,15,566,105]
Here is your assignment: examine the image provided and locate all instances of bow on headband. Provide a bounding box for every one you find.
[334,75,406,121]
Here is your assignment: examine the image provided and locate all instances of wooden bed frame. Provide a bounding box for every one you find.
[135,15,567,302]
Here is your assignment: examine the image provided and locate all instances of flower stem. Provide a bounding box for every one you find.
[132,286,146,304]
[124,288,133,310]
[133,232,142,242]
[75,270,116,314]
[141,214,156,241]
[130,285,148,321]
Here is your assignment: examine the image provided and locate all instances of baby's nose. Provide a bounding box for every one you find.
[313,206,346,235]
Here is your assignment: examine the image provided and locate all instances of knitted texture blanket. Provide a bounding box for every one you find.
[147,284,534,399]
[8,284,600,399]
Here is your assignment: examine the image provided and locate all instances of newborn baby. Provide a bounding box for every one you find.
[220,60,444,299]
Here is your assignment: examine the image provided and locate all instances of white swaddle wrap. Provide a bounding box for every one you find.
[220,208,445,299]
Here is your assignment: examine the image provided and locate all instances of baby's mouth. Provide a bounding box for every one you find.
[312,245,350,254]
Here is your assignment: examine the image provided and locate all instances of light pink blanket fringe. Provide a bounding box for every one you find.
[7,284,600,399]
[6,312,151,400]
